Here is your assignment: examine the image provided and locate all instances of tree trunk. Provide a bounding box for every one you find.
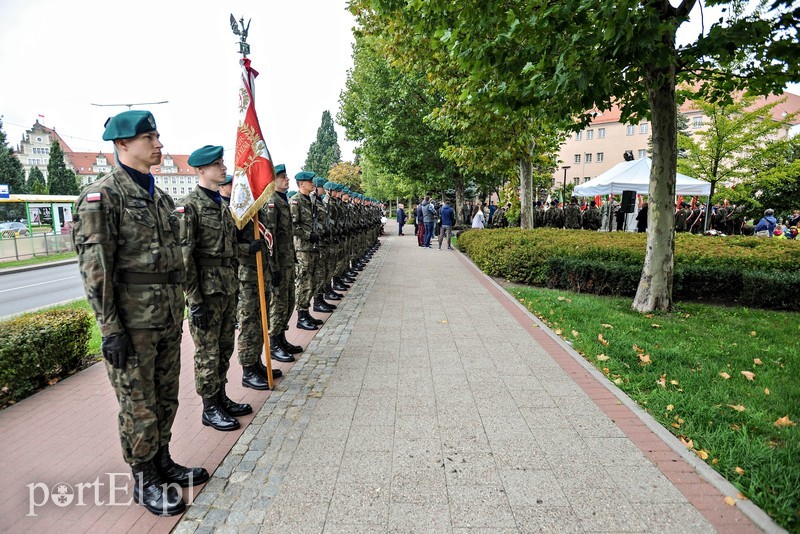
[454,173,465,225]
[632,65,678,312]
[703,181,716,232]
[519,156,533,229]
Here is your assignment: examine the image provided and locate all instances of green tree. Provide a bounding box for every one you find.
[0,117,26,194]
[678,94,795,230]
[327,161,363,191]
[28,166,47,195]
[304,110,341,178]
[355,0,798,312]
[46,140,79,195]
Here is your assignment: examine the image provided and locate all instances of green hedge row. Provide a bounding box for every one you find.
[0,308,93,404]
[458,228,800,310]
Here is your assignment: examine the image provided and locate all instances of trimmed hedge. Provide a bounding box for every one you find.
[459,228,800,310]
[0,308,93,404]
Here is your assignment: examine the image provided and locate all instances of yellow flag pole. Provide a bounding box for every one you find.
[253,213,274,389]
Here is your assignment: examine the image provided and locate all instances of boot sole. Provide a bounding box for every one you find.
[242,381,271,391]
[202,419,240,431]
[134,495,186,516]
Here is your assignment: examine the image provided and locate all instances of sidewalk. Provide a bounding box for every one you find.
[0,230,776,533]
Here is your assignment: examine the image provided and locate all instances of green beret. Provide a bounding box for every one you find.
[343,187,351,194]
[323,181,335,191]
[295,171,316,182]
[274,163,286,175]
[102,110,157,141]
[220,175,233,186]
[287,190,298,198]
[188,145,224,167]
[335,184,344,192]
[313,176,327,187]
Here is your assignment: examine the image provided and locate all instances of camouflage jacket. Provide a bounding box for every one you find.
[564,204,582,229]
[291,192,318,252]
[72,166,184,336]
[265,191,295,270]
[583,207,602,230]
[178,187,238,303]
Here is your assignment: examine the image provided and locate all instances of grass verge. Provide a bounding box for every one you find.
[509,285,799,530]
[0,251,76,269]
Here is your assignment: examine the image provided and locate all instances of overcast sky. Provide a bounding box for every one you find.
[1,0,796,190]
[0,0,359,187]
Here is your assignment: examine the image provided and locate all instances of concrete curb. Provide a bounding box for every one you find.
[0,258,78,276]
[455,247,786,534]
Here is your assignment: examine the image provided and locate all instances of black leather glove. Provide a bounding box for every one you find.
[249,239,266,255]
[323,229,331,239]
[190,303,209,329]
[310,233,320,244]
[271,270,282,287]
[102,332,132,369]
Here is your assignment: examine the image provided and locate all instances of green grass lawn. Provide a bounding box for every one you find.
[509,286,799,530]
[0,251,76,269]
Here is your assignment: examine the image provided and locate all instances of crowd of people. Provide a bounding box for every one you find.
[71,110,384,516]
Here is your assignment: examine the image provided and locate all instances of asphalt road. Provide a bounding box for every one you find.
[0,263,85,319]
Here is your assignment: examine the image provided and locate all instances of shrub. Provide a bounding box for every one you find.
[0,308,93,404]
[458,228,800,309]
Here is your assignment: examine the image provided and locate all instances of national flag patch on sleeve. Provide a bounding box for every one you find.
[175,206,185,213]
[268,203,275,209]
[86,192,102,202]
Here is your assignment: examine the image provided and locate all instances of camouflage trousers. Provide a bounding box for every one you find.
[189,292,236,399]
[105,322,182,465]
[295,250,319,310]
[237,276,271,367]
[315,246,331,293]
[269,265,295,336]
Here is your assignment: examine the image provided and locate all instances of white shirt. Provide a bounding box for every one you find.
[472,211,485,229]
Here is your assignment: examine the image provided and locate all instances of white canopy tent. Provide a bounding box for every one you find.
[573,158,711,197]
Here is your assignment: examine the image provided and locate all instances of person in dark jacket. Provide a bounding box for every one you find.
[636,202,648,233]
[438,200,456,250]
[753,209,778,237]
[396,204,406,235]
[416,202,425,246]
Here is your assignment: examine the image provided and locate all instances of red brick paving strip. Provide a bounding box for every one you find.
[455,249,774,534]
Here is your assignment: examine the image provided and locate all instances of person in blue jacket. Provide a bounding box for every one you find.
[438,199,456,250]
[753,209,777,237]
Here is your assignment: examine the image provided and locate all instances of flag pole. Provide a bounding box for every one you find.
[231,14,274,389]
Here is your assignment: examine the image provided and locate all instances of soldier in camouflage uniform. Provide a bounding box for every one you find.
[564,197,582,229]
[72,111,206,516]
[291,172,324,330]
[545,200,563,228]
[321,181,347,300]
[180,145,252,432]
[266,164,303,357]
[675,202,690,232]
[311,176,337,313]
[582,200,602,231]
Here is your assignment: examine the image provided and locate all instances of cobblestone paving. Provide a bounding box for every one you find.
[176,235,716,533]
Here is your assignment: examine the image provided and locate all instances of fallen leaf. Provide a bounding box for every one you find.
[656,375,667,388]
[724,496,736,506]
[712,458,719,465]
[737,492,748,500]
[651,324,661,328]
[639,354,651,365]
[645,313,654,318]
[727,404,746,412]
[730,423,741,431]
[774,415,796,428]
[613,378,623,385]
[601,323,614,329]
[734,467,746,475]
[750,331,757,336]
[684,313,691,318]
[554,329,562,335]
[764,388,770,395]
[694,449,709,460]
[571,330,579,338]
[441,320,449,324]
[596,354,610,362]
[753,358,762,366]
[741,371,755,381]
[566,298,572,303]
[47,378,59,386]
[671,422,681,429]
[666,404,674,411]
[598,334,609,346]
[670,379,679,386]
[632,344,644,354]
[602,367,610,375]
[719,372,731,379]
[679,436,693,448]
[557,296,566,301]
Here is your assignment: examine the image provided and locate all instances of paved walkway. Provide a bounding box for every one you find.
[0,230,779,533]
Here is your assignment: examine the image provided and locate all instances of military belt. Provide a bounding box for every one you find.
[238,256,258,266]
[115,271,181,284]
[196,257,234,267]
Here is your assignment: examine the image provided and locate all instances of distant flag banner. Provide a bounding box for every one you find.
[676,195,684,209]
[594,195,602,207]
[230,57,276,229]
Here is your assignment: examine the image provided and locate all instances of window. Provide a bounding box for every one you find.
[640,123,649,134]
[586,129,594,140]
[172,177,177,184]
[585,153,592,163]
[180,187,186,195]
[692,116,703,128]
[584,177,591,183]
[638,149,647,159]
[626,125,635,135]
[598,128,605,139]
[596,152,604,163]
[574,154,581,164]
[573,177,580,185]
[576,131,582,141]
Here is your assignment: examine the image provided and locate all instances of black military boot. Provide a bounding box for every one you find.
[242,365,270,390]
[279,331,303,354]
[313,296,335,312]
[132,460,185,516]
[343,273,357,283]
[332,277,350,291]
[270,335,295,362]
[296,310,319,330]
[154,445,209,488]
[256,359,283,379]
[324,287,343,301]
[219,385,253,415]
[202,397,240,431]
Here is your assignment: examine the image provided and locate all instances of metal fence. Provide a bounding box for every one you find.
[0,232,74,262]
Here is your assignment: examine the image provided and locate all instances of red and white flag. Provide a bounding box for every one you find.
[230,57,275,229]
